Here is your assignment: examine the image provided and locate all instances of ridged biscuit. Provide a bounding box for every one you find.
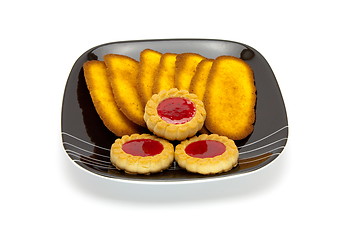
[174,53,206,91]
[144,88,206,141]
[204,56,256,140]
[175,134,239,175]
[110,134,174,175]
[83,60,143,136]
[104,54,146,127]
[152,53,177,94]
[137,49,162,106]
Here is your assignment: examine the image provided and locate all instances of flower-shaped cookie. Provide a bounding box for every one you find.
[175,134,239,175]
[144,88,206,141]
[110,134,174,174]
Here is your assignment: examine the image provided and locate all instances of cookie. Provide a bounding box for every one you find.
[104,54,146,127]
[152,53,177,94]
[83,60,143,136]
[189,59,213,101]
[137,49,162,106]
[144,88,206,141]
[204,56,256,140]
[174,53,206,91]
[110,134,174,174]
[175,134,239,175]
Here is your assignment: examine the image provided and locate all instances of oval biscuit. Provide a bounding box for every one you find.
[204,56,256,140]
[83,60,143,136]
[104,54,146,127]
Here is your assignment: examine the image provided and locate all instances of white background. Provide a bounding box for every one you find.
[1,0,349,239]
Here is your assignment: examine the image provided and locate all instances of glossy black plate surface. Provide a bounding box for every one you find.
[61,39,288,183]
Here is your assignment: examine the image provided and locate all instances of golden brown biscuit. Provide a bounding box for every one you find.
[189,59,213,135]
[204,56,256,140]
[104,54,146,127]
[137,49,162,106]
[110,134,174,175]
[152,53,177,94]
[174,53,206,91]
[83,60,143,136]
[175,134,239,175]
[189,59,213,101]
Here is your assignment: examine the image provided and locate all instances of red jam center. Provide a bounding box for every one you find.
[185,140,226,158]
[122,139,164,157]
[157,97,196,124]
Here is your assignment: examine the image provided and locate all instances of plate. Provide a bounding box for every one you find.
[61,39,288,183]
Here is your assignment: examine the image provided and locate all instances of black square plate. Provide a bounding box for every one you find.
[61,39,288,183]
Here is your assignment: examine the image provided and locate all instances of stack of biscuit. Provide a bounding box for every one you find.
[83,49,256,140]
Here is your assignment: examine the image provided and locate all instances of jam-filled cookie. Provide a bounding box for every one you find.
[175,134,239,175]
[110,134,174,175]
[144,88,206,141]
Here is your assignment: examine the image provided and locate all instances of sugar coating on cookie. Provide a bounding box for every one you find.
[204,56,256,140]
[83,60,143,136]
[104,54,146,127]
